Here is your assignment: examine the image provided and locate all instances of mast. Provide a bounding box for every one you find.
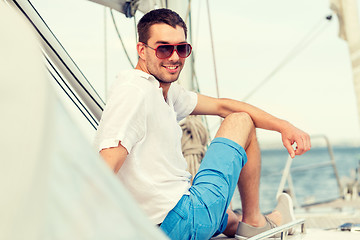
[167,0,194,91]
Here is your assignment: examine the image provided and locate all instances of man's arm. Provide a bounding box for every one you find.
[191,94,311,157]
[100,142,128,173]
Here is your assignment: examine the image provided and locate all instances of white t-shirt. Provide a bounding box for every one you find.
[94,69,198,224]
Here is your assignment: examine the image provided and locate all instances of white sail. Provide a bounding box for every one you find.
[330,0,360,124]
[0,4,168,240]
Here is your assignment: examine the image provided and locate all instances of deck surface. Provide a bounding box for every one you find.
[212,229,360,240]
[296,198,360,229]
[211,198,360,239]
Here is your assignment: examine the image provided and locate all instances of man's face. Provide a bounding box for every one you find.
[142,24,187,84]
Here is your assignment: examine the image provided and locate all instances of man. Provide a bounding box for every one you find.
[95,8,311,239]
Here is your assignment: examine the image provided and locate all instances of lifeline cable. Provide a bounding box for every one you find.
[110,8,135,68]
[243,15,333,102]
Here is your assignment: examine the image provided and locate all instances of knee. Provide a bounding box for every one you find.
[215,112,256,147]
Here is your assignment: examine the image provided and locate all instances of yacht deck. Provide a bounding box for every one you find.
[212,197,360,239]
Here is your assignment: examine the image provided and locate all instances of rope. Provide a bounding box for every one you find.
[206,0,220,98]
[185,0,192,26]
[193,0,202,51]
[243,14,333,101]
[181,116,209,182]
[134,15,138,45]
[104,7,108,100]
[110,9,135,68]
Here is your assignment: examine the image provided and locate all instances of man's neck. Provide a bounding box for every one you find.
[135,63,170,101]
[159,82,170,100]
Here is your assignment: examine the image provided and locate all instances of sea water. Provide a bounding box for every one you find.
[231,145,360,212]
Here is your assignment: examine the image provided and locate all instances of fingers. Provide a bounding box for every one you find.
[281,123,311,158]
[294,133,311,156]
[283,139,295,158]
[283,132,311,158]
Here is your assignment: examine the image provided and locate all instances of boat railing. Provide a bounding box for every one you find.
[275,134,342,208]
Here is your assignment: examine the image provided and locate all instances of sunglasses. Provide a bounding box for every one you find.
[143,43,192,59]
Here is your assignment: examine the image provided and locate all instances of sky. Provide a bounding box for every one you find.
[27,0,360,148]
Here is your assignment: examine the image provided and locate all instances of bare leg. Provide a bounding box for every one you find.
[212,112,255,237]
[238,131,265,227]
[238,129,281,227]
[215,112,264,226]
[218,113,281,237]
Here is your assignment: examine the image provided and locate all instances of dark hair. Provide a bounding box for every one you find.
[137,8,187,44]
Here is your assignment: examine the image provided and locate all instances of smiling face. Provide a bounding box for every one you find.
[136,23,187,86]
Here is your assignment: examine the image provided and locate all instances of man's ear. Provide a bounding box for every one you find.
[137,42,146,60]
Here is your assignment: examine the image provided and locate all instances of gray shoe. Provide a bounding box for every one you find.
[235,216,279,239]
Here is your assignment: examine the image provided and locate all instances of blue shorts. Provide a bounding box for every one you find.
[160,137,247,240]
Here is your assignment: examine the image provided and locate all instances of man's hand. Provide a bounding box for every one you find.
[280,122,311,158]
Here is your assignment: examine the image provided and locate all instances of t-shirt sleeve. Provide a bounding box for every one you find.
[170,83,198,122]
[95,83,146,153]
